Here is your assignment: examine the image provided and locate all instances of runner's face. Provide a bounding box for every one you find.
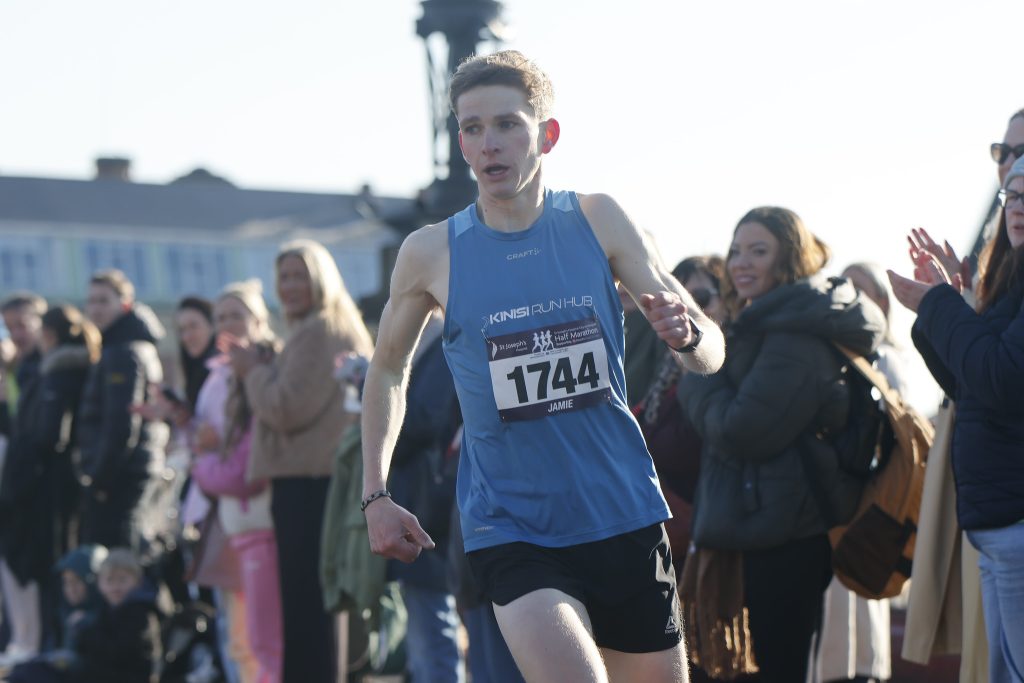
[457,85,548,201]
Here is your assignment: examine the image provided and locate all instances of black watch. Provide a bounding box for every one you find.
[672,316,703,354]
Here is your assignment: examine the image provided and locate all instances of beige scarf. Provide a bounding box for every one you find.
[679,545,758,680]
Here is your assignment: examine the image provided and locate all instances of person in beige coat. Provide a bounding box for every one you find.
[225,239,373,683]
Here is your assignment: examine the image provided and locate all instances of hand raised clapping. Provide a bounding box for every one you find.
[889,228,965,313]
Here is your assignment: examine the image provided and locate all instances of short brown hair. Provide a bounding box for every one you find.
[449,50,554,119]
[89,269,135,302]
[0,291,46,316]
[722,207,831,318]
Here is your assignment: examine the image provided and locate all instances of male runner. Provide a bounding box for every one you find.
[361,50,725,683]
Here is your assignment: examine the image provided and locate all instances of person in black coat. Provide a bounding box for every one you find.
[889,154,1024,682]
[680,207,885,683]
[386,318,464,682]
[0,292,47,662]
[78,270,170,555]
[0,306,100,653]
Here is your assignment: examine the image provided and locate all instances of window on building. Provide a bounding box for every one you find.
[164,245,230,298]
[83,240,151,296]
[0,236,53,293]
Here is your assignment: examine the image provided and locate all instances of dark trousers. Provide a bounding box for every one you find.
[743,534,832,683]
[272,477,335,683]
[78,476,149,550]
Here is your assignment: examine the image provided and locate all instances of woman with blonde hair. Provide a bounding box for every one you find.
[191,280,282,683]
[224,240,372,683]
[680,207,885,682]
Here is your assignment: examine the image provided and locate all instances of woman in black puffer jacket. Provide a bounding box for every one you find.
[0,305,100,645]
[680,207,885,683]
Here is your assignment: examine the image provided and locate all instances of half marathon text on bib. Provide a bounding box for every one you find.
[485,317,612,422]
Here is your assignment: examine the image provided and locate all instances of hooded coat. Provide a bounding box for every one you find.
[77,305,169,494]
[75,582,162,683]
[679,275,885,550]
[0,345,92,584]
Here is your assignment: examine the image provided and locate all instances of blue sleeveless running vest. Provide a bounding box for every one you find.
[443,189,670,551]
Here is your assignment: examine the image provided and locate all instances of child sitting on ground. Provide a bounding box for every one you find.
[7,545,108,683]
[77,548,163,683]
[11,548,164,683]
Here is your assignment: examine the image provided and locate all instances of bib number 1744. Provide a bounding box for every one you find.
[505,352,601,404]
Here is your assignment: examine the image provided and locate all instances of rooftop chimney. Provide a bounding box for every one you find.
[94,156,132,181]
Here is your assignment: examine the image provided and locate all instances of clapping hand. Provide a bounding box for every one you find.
[889,228,964,313]
[908,227,970,290]
[218,332,264,378]
[130,384,190,427]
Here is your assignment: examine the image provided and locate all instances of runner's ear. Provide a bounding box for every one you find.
[542,119,560,154]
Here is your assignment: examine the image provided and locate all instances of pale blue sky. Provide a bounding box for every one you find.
[3,0,1020,261]
[2,0,1021,407]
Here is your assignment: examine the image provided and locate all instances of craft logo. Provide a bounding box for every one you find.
[506,248,541,261]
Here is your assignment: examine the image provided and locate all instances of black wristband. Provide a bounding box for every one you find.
[670,315,703,354]
[360,489,392,512]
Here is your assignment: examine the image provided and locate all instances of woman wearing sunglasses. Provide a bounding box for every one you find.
[991,109,1024,186]
[889,153,1024,683]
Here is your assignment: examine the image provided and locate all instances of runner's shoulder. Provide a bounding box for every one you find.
[577,192,634,230]
[397,221,448,272]
[576,192,637,251]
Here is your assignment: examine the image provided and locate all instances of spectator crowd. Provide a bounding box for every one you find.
[0,107,1021,683]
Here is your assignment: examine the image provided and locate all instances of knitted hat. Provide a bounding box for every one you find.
[55,544,108,582]
[1005,155,1024,189]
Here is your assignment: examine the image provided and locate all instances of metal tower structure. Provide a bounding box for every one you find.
[416,0,507,221]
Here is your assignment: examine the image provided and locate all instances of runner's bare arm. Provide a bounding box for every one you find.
[579,193,725,375]
[361,225,445,562]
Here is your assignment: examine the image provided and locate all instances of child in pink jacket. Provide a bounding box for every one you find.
[191,284,283,683]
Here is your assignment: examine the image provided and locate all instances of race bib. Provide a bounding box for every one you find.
[485,317,612,422]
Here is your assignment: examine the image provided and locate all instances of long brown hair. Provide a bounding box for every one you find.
[41,304,101,363]
[721,206,831,318]
[978,109,1024,312]
[977,212,1024,312]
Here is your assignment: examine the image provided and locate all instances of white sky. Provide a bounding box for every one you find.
[3,0,1022,409]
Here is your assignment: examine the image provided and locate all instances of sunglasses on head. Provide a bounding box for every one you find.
[990,142,1024,165]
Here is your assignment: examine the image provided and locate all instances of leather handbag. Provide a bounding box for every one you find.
[184,504,242,591]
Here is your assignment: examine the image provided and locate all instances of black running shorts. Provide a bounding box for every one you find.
[466,523,682,654]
